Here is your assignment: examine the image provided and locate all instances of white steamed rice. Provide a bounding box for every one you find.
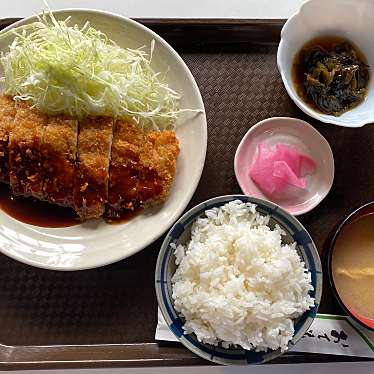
[171,200,314,352]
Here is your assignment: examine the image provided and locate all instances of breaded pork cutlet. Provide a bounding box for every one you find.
[0,96,16,183]
[106,121,180,219]
[41,116,78,206]
[106,120,144,218]
[138,131,179,206]
[0,95,180,221]
[74,117,113,220]
[9,101,48,198]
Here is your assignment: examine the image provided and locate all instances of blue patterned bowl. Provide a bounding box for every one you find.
[155,195,322,365]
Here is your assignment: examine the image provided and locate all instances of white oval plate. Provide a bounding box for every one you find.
[0,9,207,270]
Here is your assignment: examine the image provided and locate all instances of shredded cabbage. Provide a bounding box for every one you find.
[0,12,187,130]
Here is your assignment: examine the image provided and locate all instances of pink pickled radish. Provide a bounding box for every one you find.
[273,161,306,189]
[250,168,277,195]
[275,144,316,177]
[249,143,316,196]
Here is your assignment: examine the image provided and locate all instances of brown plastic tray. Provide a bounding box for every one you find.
[0,18,373,370]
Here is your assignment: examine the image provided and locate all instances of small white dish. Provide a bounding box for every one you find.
[0,9,207,270]
[277,0,374,128]
[234,117,334,216]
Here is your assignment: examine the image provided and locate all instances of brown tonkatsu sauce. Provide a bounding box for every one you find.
[105,206,140,224]
[0,183,139,227]
[0,183,78,227]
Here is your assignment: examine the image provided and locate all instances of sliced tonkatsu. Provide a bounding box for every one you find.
[138,131,179,206]
[0,96,16,183]
[9,101,48,198]
[73,117,113,220]
[106,121,180,218]
[41,116,78,207]
[106,120,144,219]
[0,95,180,222]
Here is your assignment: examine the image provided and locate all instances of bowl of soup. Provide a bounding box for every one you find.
[328,203,374,330]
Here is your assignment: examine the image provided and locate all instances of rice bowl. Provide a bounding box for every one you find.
[155,195,322,365]
[171,200,314,352]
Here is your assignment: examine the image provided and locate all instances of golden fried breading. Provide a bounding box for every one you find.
[0,95,180,221]
[0,96,16,183]
[107,122,180,218]
[9,101,48,198]
[106,120,144,217]
[41,116,78,206]
[138,131,180,205]
[74,116,113,220]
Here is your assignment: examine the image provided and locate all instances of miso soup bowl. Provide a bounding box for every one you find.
[328,202,374,330]
[277,0,374,128]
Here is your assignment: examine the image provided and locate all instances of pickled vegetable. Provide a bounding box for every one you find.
[293,38,370,116]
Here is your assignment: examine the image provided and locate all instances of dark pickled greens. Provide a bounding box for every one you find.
[302,42,369,116]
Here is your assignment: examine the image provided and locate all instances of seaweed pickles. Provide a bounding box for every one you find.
[292,36,370,116]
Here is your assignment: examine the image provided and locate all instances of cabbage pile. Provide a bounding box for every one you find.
[0,12,183,130]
